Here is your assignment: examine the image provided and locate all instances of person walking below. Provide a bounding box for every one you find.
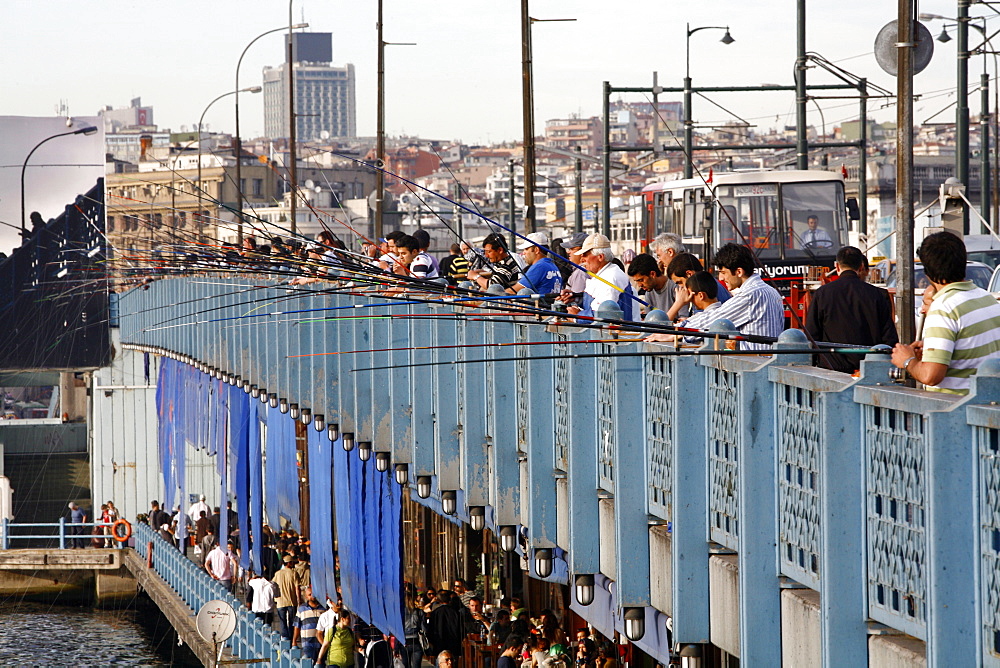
[273,555,302,641]
[317,611,356,668]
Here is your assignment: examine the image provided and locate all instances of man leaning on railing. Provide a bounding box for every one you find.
[891,231,1000,394]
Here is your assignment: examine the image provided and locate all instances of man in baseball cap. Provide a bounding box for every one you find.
[563,233,635,321]
[511,233,563,295]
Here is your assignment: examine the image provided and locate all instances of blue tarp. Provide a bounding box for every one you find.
[264,405,300,532]
[230,384,251,569]
[332,443,404,640]
[250,403,264,573]
[308,427,334,602]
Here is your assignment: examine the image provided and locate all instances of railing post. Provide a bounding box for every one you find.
[58,516,66,549]
[1,517,7,550]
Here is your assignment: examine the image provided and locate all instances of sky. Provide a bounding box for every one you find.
[1,1,993,146]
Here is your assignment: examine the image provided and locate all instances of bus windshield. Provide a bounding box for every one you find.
[714,179,846,261]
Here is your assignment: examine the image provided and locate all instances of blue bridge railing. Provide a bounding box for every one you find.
[0,519,125,549]
[133,522,308,668]
[117,277,1000,666]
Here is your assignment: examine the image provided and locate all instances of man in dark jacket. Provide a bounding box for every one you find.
[805,246,898,374]
[428,590,465,659]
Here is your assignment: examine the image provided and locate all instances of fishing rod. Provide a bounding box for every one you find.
[324,149,648,308]
[350,346,893,373]
[285,335,643,359]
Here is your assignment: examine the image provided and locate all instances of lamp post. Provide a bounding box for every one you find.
[683,24,734,178]
[922,13,995,231]
[375,0,416,241]
[198,86,261,244]
[235,23,307,246]
[21,126,98,236]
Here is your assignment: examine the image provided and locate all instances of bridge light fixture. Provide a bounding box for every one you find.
[499,525,517,553]
[328,423,340,442]
[314,414,325,431]
[269,393,279,409]
[242,379,251,393]
[250,385,260,398]
[416,476,432,499]
[300,407,312,425]
[469,506,485,531]
[289,403,299,420]
[534,548,553,578]
[623,607,645,642]
[375,451,390,472]
[342,432,355,451]
[279,398,289,414]
[394,463,408,485]
[441,490,457,515]
[358,441,372,461]
[259,388,268,404]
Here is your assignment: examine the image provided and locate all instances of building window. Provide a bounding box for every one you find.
[107,215,115,232]
[253,179,263,196]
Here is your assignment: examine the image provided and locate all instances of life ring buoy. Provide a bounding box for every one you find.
[111,519,132,542]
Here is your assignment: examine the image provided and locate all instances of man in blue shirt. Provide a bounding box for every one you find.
[512,232,563,295]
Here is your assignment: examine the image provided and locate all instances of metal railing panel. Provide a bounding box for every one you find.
[597,345,616,493]
[645,354,673,521]
[707,365,740,549]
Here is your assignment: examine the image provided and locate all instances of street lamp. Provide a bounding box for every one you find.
[21,125,98,237]
[197,86,261,243]
[921,13,996,230]
[683,24,734,178]
[234,23,307,246]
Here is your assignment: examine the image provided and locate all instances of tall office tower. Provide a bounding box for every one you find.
[263,32,357,140]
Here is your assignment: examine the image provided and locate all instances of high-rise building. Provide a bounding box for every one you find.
[263,32,356,141]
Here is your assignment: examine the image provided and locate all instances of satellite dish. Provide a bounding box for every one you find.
[196,600,237,643]
[304,179,315,189]
[320,130,330,140]
[874,20,934,76]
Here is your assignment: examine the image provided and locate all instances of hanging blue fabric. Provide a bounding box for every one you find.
[230,385,251,570]
[218,382,229,545]
[264,405,281,530]
[249,402,264,574]
[307,426,329,602]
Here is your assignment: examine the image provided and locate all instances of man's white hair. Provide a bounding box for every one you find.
[590,247,615,263]
[650,233,685,254]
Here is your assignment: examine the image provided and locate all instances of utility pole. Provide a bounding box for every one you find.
[520,0,537,234]
[575,147,583,234]
[958,0,971,233]
[376,0,385,241]
[983,71,991,228]
[859,79,869,236]
[602,81,611,238]
[896,0,916,349]
[651,71,660,164]
[453,182,463,242]
[795,0,808,169]
[508,159,517,251]
[287,3,298,235]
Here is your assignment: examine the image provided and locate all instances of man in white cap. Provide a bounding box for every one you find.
[188,494,210,523]
[564,233,636,321]
[511,232,563,295]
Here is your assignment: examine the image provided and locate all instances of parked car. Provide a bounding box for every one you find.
[886,260,993,291]
[964,234,1000,269]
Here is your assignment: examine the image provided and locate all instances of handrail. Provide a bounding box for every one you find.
[0,518,123,549]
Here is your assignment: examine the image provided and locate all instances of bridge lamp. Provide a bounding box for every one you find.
[242,379,251,393]
[342,432,355,452]
[499,525,517,553]
[534,548,553,579]
[289,403,300,419]
[416,476,432,499]
[279,398,289,414]
[327,423,340,442]
[375,451,390,472]
[623,608,645,642]
[575,574,595,606]
[314,414,325,431]
[469,506,485,531]
[250,385,260,398]
[269,393,279,409]
[441,490,457,515]
[230,375,239,387]
[394,463,409,485]
[259,388,268,404]
[300,408,312,425]
[358,441,372,462]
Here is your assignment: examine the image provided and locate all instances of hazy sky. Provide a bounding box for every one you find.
[0,1,991,145]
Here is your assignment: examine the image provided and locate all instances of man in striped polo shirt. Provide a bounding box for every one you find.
[891,232,1000,394]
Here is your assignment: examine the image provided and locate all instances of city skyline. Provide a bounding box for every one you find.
[0,2,989,146]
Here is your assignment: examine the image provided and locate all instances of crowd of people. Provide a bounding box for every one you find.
[135,496,622,668]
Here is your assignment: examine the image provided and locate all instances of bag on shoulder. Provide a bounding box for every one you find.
[417,628,433,654]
